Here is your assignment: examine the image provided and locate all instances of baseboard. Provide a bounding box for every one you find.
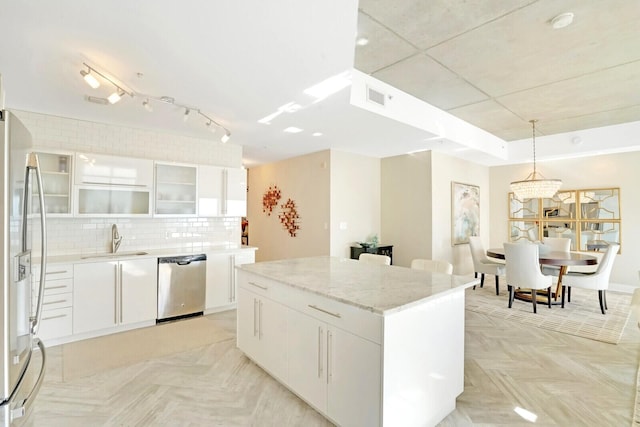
[610,282,638,294]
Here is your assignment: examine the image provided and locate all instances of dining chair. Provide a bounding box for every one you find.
[468,236,504,295]
[358,253,391,265]
[503,242,555,313]
[560,243,619,314]
[540,237,571,275]
[410,259,453,274]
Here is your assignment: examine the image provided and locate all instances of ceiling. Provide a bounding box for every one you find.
[1,0,639,167]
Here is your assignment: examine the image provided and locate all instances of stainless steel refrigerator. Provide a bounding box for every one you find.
[0,110,47,425]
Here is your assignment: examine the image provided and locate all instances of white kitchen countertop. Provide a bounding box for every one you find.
[40,245,257,265]
[237,256,479,315]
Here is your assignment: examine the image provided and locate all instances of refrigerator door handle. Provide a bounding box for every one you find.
[25,153,47,335]
[10,338,47,423]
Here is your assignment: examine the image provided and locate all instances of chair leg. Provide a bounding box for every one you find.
[495,275,500,296]
[547,287,551,309]
[508,285,514,308]
[604,290,608,310]
[532,290,537,314]
[598,290,606,315]
[561,285,566,308]
[480,273,485,288]
[473,272,478,290]
[568,286,571,302]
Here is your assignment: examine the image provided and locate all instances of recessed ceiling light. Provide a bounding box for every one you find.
[312,132,323,137]
[550,12,574,29]
[283,127,303,133]
[356,37,369,46]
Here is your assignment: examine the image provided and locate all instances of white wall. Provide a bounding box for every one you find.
[431,151,491,274]
[329,150,380,259]
[490,151,640,286]
[381,151,432,268]
[247,150,331,262]
[14,110,243,256]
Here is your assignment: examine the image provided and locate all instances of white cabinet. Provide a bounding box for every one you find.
[236,270,381,427]
[73,258,157,334]
[155,162,197,216]
[32,263,74,342]
[205,250,254,310]
[32,152,73,216]
[286,306,381,427]
[236,286,287,381]
[74,153,153,216]
[198,166,246,217]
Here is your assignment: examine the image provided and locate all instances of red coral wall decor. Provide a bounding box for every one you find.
[262,185,281,215]
[278,198,300,237]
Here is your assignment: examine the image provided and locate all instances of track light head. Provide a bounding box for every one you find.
[107,89,124,104]
[80,69,100,89]
[183,108,190,122]
[221,133,230,143]
[142,99,153,112]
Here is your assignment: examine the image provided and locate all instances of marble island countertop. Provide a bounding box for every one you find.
[238,256,479,315]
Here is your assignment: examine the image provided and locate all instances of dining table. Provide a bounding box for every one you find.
[486,247,598,304]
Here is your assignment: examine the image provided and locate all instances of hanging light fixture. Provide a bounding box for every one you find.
[510,120,562,199]
[80,67,100,89]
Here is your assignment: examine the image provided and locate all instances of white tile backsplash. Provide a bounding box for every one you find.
[16,110,244,256]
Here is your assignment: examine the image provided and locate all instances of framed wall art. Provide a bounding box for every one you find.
[452,181,480,245]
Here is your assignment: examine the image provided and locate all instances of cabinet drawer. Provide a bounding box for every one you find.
[234,251,255,265]
[237,272,290,305]
[41,292,73,311]
[39,307,73,341]
[33,263,74,280]
[286,287,382,345]
[43,277,73,295]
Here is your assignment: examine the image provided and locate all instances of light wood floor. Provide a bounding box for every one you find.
[25,287,640,426]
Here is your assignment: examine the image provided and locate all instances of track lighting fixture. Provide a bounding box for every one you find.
[80,68,100,89]
[79,61,231,141]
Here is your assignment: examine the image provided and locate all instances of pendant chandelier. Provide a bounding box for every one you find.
[510,119,562,199]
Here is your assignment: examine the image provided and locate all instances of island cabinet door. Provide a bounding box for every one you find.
[326,326,381,427]
[236,287,287,382]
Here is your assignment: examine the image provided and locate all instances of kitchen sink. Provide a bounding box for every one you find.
[81,251,149,259]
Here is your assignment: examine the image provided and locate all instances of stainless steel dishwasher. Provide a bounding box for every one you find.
[157,254,207,322]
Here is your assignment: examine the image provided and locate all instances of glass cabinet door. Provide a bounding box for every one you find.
[155,163,197,216]
[32,152,72,215]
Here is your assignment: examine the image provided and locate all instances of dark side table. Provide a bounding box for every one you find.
[350,245,393,265]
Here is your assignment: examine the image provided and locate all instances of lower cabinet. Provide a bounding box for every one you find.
[286,308,381,427]
[32,263,74,342]
[73,258,157,334]
[237,271,382,427]
[236,286,287,381]
[205,250,255,310]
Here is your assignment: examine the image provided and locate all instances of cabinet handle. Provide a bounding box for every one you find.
[222,169,228,215]
[308,305,341,319]
[318,326,323,378]
[248,281,268,291]
[258,300,263,340]
[46,270,68,276]
[253,298,258,337]
[114,264,118,324]
[82,181,147,187]
[327,330,333,384]
[45,285,67,290]
[43,299,67,306]
[230,256,236,302]
[119,264,123,323]
[42,314,67,321]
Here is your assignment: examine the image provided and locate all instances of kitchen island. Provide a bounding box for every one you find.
[236,256,479,427]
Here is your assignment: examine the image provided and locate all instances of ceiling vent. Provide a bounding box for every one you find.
[366,86,386,107]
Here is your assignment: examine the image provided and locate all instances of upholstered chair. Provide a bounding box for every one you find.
[560,243,619,314]
[540,237,571,275]
[358,253,391,265]
[468,236,505,295]
[410,259,453,274]
[503,242,556,313]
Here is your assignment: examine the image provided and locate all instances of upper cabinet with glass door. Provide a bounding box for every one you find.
[31,152,73,216]
[154,163,197,216]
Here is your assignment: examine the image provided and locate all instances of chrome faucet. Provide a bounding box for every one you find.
[111,224,123,253]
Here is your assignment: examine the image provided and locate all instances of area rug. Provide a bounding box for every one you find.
[634,360,640,426]
[61,315,233,380]
[465,284,632,344]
